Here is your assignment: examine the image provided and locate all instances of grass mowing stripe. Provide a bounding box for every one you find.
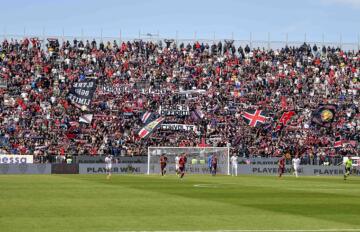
[102,229,360,232]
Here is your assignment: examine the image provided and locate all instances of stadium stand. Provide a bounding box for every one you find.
[0,38,359,164]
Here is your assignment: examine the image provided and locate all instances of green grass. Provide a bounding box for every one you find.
[1,174,360,232]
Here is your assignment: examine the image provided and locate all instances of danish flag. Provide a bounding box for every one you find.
[242,110,268,127]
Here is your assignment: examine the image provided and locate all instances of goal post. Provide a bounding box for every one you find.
[147,147,230,175]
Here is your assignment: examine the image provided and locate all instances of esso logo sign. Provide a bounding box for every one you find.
[0,155,33,164]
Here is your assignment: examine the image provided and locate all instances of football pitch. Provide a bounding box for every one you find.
[1,174,360,232]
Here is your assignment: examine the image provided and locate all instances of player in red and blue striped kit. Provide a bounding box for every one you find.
[178,154,187,179]
[278,155,286,178]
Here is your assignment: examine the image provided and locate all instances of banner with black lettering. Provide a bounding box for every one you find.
[68,78,97,108]
[159,105,190,116]
[161,124,197,132]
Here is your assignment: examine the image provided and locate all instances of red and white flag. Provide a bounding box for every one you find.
[275,111,296,131]
[334,133,343,148]
[79,114,93,124]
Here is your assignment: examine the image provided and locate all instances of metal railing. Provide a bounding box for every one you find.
[0,32,359,51]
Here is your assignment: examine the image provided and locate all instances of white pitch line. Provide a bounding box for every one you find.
[101,229,360,232]
[193,184,219,188]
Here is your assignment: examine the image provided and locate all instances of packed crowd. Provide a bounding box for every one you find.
[0,37,359,162]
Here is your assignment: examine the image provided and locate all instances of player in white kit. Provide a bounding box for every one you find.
[105,155,112,179]
[175,155,180,176]
[292,155,301,178]
[230,154,238,176]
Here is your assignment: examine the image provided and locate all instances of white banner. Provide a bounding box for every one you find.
[99,84,131,94]
[0,155,34,164]
[160,124,197,132]
[159,105,190,116]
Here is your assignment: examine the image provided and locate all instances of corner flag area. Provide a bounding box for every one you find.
[1,175,360,232]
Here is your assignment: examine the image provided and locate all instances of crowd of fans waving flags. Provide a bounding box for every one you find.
[67,75,307,140]
[62,47,357,152]
[0,37,359,159]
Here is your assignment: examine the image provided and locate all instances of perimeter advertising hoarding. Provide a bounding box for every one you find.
[0,155,33,164]
[0,164,51,174]
[0,163,358,176]
[80,164,360,176]
[240,165,360,176]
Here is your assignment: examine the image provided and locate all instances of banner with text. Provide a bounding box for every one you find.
[79,163,226,175]
[237,165,360,176]
[160,124,197,132]
[79,163,145,174]
[68,78,97,108]
[159,105,190,116]
[99,84,130,95]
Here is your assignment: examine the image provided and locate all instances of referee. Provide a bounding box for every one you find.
[344,156,353,180]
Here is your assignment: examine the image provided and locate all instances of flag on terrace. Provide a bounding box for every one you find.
[242,110,268,127]
[141,111,155,124]
[79,114,93,124]
[191,109,204,121]
[275,111,296,131]
[334,133,343,148]
[311,104,337,127]
[138,117,165,139]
